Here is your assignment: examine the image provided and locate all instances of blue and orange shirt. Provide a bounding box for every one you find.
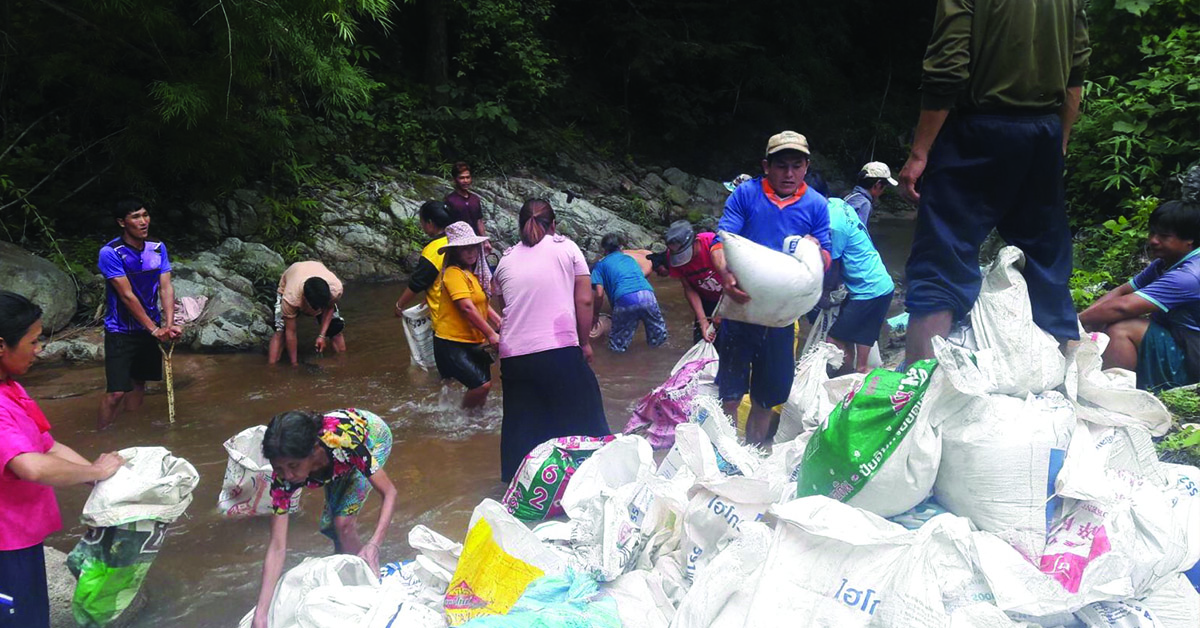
[98,237,172,335]
[713,177,832,266]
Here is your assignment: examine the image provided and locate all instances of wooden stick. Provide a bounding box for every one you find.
[159,342,176,424]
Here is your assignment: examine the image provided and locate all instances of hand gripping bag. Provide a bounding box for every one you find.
[218,425,301,517]
[797,360,942,517]
[69,447,198,627]
[502,435,615,521]
[712,231,823,328]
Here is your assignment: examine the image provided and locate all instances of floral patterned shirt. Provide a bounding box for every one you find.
[269,408,380,514]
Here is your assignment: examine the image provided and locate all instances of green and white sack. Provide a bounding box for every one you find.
[797,360,941,517]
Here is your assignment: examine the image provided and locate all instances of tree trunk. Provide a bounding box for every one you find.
[425,0,449,97]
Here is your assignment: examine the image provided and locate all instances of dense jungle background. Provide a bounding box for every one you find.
[1,0,1198,304]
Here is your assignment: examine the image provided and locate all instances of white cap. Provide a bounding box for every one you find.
[860,162,898,186]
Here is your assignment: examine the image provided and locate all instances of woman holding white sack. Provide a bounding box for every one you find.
[0,291,124,628]
[251,408,396,628]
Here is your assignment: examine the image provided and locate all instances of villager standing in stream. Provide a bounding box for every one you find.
[663,220,723,344]
[252,408,396,628]
[843,162,898,234]
[591,233,669,353]
[898,0,1091,363]
[97,198,182,430]
[711,131,832,447]
[492,199,610,482]
[393,200,455,320]
[431,222,502,409]
[1,291,125,628]
[444,161,492,250]
[267,261,346,366]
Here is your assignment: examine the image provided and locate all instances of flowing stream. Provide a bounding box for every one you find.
[26,216,913,627]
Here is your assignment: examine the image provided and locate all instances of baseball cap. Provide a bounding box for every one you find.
[665,220,695,267]
[765,131,810,157]
[861,162,898,186]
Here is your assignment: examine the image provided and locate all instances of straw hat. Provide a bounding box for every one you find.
[438,221,491,253]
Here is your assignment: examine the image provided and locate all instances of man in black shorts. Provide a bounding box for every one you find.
[97,198,181,429]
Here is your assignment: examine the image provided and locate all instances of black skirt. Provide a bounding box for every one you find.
[499,345,611,482]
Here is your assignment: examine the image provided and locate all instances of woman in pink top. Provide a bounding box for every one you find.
[492,199,611,481]
[0,292,124,628]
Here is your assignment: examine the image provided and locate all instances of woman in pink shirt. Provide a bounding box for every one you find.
[0,291,124,628]
[491,199,611,481]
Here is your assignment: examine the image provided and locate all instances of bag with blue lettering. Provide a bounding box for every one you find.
[675,422,774,587]
[797,360,943,518]
[740,497,1008,627]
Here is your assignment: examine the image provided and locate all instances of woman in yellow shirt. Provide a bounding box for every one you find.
[432,222,502,408]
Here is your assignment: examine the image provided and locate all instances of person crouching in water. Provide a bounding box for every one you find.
[432,221,502,408]
[591,233,668,352]
[251,408,396,628]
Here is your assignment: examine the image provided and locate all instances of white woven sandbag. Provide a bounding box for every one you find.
[969,246,1067,394]
[402,302,436,369]
[712,231,823,328]
[218,425,301,517]
[80,446,199,527]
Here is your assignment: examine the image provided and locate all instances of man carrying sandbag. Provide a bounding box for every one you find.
[711,131,832,446]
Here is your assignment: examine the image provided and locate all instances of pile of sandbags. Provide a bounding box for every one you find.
[240,246,1200,627]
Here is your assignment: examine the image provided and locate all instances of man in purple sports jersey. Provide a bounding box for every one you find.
[96,198,181,430]
[1081,199,1200,391]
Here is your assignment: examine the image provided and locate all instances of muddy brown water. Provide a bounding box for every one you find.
[26,217,913,627]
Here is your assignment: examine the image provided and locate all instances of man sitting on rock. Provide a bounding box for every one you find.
[268,261,346,365]
[1080,199,1200,391]
[97,197,182,430]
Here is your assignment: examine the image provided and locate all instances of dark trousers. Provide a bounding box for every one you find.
[904,112,1078,340]
[0,543,49,628]
[499,346,610,482]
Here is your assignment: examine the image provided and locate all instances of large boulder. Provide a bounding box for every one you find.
[0,241,77,332]
[473,178,658,254]
[171,240,278,351]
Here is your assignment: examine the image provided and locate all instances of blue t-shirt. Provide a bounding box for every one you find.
[828,198,894,300]
[98,237,172,335]
[714,178,832,253]
[1131,249,1200,376]
[591,252,653,303]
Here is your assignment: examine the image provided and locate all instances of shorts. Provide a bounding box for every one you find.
[320,410,393,543]
[273,293,345,335]
[828,291,893,347]
[1136,321,1194,392]
[609,290,668,352]
[0,543,49,628]
[433,337,494,390]
[715,320,795,408]
[104,332,162,393]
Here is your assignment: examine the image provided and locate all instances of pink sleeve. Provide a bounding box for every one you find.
[567,241,589,276]
[0,407,43,477]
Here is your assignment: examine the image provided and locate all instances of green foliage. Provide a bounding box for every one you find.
[1067,0,1200,224]
[1070,195,1156,309]
[1156,423,1200,467]
[1160,387,1200,418]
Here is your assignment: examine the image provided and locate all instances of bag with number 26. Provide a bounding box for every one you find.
[503,436,615,522]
